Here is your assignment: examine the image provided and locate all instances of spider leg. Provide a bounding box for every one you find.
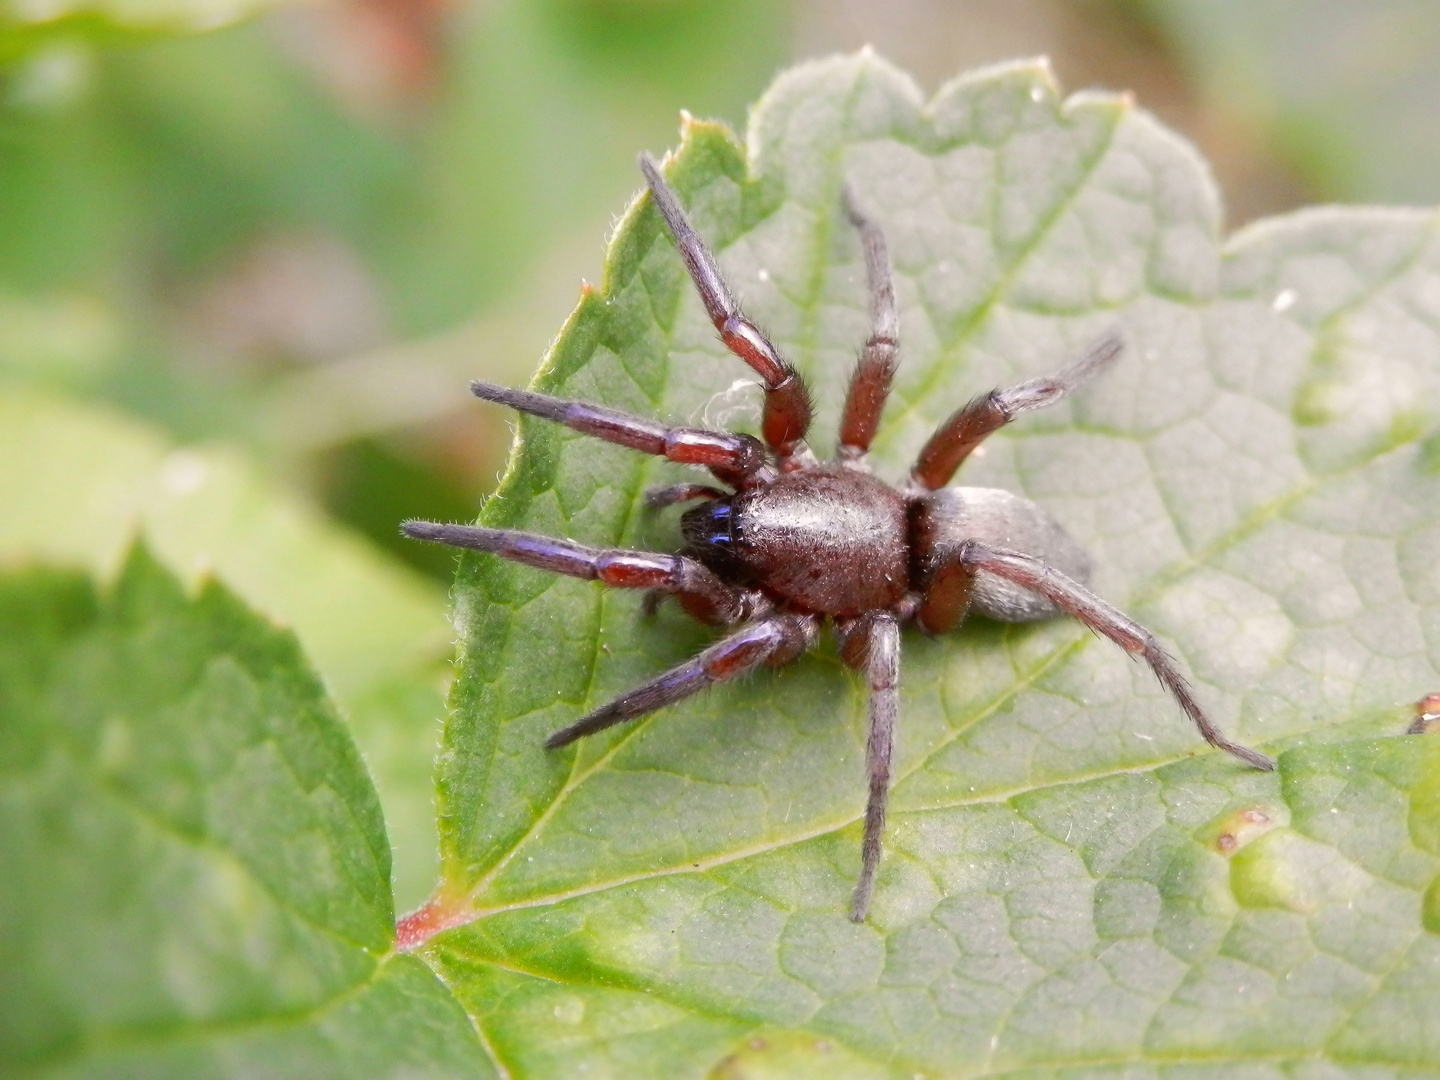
[836,187,900,463]
[639,153,813,464]
[956,541,1276,771]
[472,381,766,482]
[913,545,975,634]
[402,521,746,626]
[910,331,1123,491]
[644,483,729,510]
[838,612,901,923]
[545,613,818,747]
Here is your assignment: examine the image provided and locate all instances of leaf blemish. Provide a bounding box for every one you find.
[1208,806,1280,855]
[1407,692,1440,734]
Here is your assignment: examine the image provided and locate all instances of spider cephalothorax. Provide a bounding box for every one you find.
[405,152,1275,923]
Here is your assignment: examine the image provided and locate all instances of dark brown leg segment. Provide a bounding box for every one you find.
[910,331,1123,491]
[916,557,974,635]
[956,541,1275,770]
[837,187,900,462]
[402,521,746,626]
[545,614,817,747]
[842,612,901,922]
[639,153,813,462]
[644,483,729,509]
[473,381,765,479]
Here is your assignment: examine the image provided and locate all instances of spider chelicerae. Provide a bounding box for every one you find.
[405,152,1275,923]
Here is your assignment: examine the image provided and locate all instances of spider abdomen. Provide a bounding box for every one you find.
[914,486,1092,622]
[725,467,909,616]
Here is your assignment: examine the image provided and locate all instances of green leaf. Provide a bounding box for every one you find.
[0,548,494,1078]
[415,53,1440,1074]
[0,388,449,908]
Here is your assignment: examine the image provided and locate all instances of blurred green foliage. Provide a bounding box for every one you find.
[0,0,788,407]
[1136,0,1440,205]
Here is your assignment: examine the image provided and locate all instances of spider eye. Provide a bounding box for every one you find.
[681,497,735,549]
[680,497,742,575]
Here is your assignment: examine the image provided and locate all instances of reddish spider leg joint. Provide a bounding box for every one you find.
[471,381,767,480]
[400,520,747,627]
[837,183,900,462]
[403,157,1274,928]
[638,152,813,464]
[910,333,1124,491]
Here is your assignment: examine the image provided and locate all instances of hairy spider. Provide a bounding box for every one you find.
[404,153,1276,923]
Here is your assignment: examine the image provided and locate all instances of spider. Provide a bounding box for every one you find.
[404,152,1276,923]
